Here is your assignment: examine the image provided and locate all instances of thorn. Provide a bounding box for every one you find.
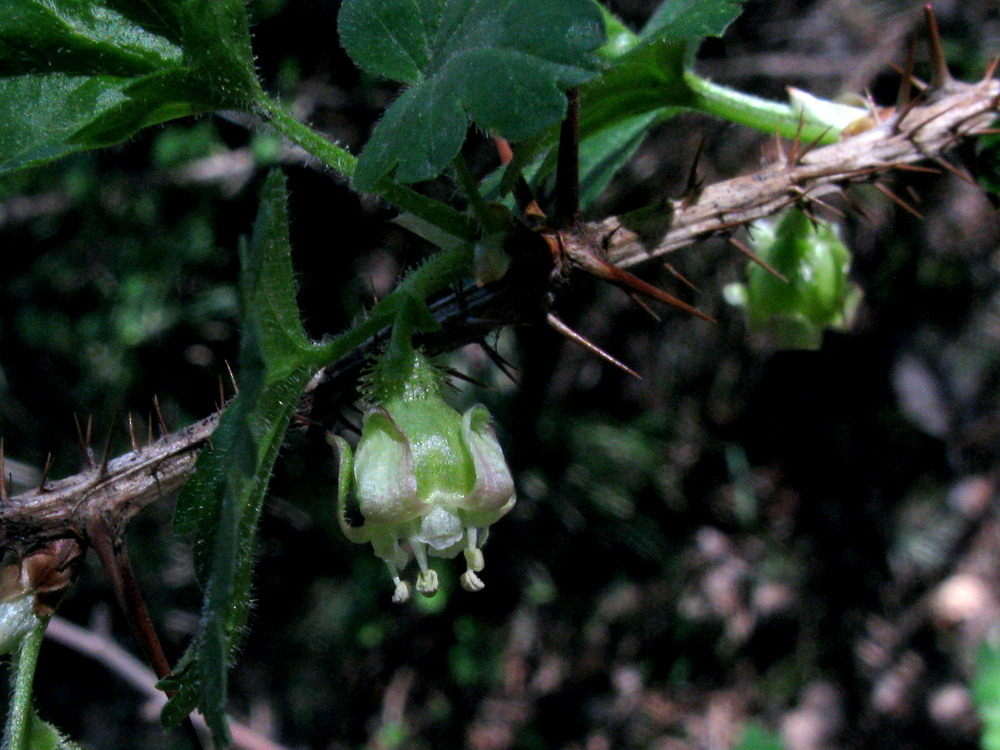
[785,111,808,168]
[890,37,919,133]
[554,87,581,224]
[929,155,979,185]
[344,402,365,417]
[905,185,922,205]
[128,413,139,452]
[983,53,1000,82]
[99,404,123,478]
[662,262,700,293]
[798,203,821,228]
[147,414,153,447]
[152,396,168,437]
[74,413,95,470]
[896,35,918,111]
[728,237,788,282]
[547,312,641,380]
[891,91,928,133]
[217,375,225,411]
[338,414,362,436]
[442,367,496,392]
[839,189,877,224]
[0,439,7,503]
[627,291,662,322]
[795,126,832,165]
[578,254,715,322]
[875,181,925,219]
[772,128,787,164]
[924,4,953,89]
[889,162,941,174]
[888,62,928,92]
[681,137,706,206]
[39,452,54,493]
[478,340,519,383]
[789,186,846,219]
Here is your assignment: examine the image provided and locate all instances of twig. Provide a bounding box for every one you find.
[44,616,292,750]
[0,412,219,549]
[596,77,1000,269]
[1,72,997,559]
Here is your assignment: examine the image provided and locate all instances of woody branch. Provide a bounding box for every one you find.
[1,76,998,554]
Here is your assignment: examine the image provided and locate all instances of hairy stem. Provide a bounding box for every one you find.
[256,97,477,242]
[3,618,46,750]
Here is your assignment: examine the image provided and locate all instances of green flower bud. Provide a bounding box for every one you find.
[330,350,515,603]
[724,208,862,350]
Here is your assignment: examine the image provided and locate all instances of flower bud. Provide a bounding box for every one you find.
[331,350,515,602]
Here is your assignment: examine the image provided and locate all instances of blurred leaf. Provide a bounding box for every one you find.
[339,0,606,190]
[735,724,783,750]
[577,110,663,209]
[164,171,322,744]
[974,642,1000,750]
[0,0,260,174]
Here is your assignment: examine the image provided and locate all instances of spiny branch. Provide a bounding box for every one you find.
[595,77,1000,269]
[0,412,219,549]
[1,69,997,560]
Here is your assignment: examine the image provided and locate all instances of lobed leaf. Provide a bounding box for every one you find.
[641,0,745,40]
[498,0,745,208]
[581,0,744,146]
[339,0,606,191]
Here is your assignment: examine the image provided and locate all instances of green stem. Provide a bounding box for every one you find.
[310,243,474,368]
[4,617,46,750]
[256,97,477,242]
[686,73,839,145]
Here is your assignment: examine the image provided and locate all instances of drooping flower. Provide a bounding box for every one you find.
[330,349,515,602]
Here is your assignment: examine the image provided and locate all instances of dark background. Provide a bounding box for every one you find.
[2,0,1000,747]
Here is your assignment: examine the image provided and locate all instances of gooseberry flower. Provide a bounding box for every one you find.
[330,349,515,603]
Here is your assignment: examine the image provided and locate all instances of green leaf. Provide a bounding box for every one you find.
[179,0,261,103]
[0,0,260,175]
[496,1,744,204]
[21,713,82,750]
[0,0,181,77]
[339,0,606,191]
[641,0,745,40]
[165,172,321,745]
[580,0,744,147]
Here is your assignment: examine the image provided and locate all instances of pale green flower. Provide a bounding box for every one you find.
[330,350,515,602]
